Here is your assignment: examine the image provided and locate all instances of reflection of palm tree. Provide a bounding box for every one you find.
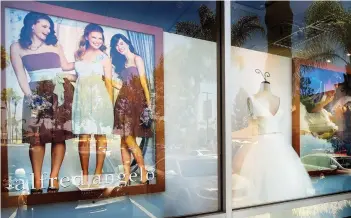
[231,16,265,46]
[175,4,265,46]
[2,88,14,142]
[1,45,10,70]
[300,76,319,113]
[299,1,351,65]
[12,95,22,143]
[293,2,351,108]
[300,77,315,97]
[1,88,21,143]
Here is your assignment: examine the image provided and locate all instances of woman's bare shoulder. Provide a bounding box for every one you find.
[48,43,61,52]
[135,55,143,62]
[10,42,22,53]
[134,55,144,66]
[98,51,111,63]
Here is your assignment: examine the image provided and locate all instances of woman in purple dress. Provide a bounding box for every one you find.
[10,12,75,194]
[110,34,152,185]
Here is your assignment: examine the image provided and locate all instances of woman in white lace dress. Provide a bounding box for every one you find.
[72,23,114,188]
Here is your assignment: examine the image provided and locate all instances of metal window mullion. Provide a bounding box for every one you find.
[223,1,232,217]
[216,0,232,217]
[197,1,231,217]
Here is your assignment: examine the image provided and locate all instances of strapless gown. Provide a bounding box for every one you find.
[21,52,74,144]
[113,66,153,137]
[232,96,315,208]
[72,56,113,135]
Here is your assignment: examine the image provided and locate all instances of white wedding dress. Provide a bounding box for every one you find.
[233,96,315,208]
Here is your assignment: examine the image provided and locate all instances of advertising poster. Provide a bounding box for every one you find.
[293,59,351,176]
[1,1,164,206]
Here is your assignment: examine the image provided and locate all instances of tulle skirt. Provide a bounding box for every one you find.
[232,133,315,208]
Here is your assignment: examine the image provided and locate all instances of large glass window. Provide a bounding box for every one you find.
[1,1,220,217]
[231,0,351,209]
[2,1,351,217]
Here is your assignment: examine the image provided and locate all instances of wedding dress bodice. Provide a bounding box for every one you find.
[248,97,283,135]
[233,96,315,208]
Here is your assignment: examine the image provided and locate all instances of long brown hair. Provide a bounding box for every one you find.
[19,12,58,49]
[75,23,107,60]
[110,33,138,75]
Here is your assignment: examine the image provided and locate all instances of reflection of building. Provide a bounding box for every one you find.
[198,83,216,150]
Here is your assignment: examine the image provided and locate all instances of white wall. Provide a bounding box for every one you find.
[164,32,218,152]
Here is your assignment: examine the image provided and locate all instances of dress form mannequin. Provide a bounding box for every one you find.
[233,72,315,208]
[247,75,280,136]
[252,81,280,116]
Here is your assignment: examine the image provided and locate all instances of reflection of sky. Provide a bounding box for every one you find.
[301,65,345,94]
[43,1,216,32]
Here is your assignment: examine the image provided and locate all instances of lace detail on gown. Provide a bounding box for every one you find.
[72,56,114,134]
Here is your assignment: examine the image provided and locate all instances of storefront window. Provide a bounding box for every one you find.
[231,0,351,209]
[2,1,351,217]
[1,1,220,217]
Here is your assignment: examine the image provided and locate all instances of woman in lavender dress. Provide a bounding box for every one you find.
[110,34,152,185]
[10,12,76,194]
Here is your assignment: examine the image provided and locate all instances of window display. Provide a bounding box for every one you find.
[231,0,351,210]
[230,44,294,208]
[232,67,314,208]
[1,0,351,217]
